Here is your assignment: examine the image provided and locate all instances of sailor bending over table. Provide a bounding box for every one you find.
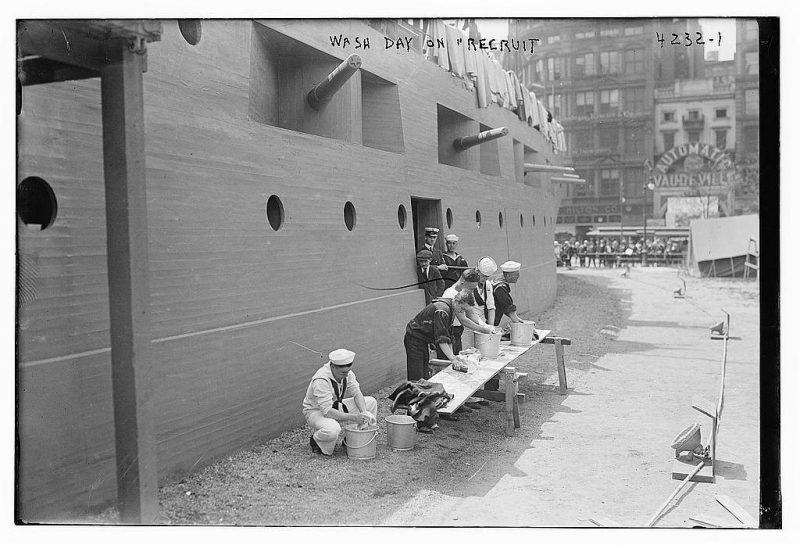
[302,349,378,456]
[404,290,494,381]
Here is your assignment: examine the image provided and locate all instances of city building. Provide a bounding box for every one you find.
[507,18,706,239]
[734,19,760,213]
[653,75,736,224]
[507,17,759,238]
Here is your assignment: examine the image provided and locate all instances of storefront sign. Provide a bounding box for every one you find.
[652,170,736,188]
[654,143,734,174]
[559,204,620,216]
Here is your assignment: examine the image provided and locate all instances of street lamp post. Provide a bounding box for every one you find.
[642,159,655,266]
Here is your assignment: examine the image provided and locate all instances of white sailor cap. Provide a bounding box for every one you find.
[445,234,459,242]
[477,256,497,276]
[500,261,521,273]
[328,349,355,366]
[424,227,439,235]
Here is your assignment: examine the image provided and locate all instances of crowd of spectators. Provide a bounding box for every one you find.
[554,237,686,268]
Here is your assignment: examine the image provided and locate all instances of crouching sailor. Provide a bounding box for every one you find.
[302,349,378,456]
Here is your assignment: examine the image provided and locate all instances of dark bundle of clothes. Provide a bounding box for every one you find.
[387,380,454,432]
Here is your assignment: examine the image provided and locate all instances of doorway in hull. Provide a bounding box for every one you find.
[411,197,443,253]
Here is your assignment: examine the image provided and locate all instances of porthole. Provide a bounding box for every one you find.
[475,210,482,229]
[398,204,407,229]
[499,211,504,228]
[17,176,57,230]
[520,214,524,228]
[178,20,202,45]
[446,208,453,229]
[266,195,284,231]
[344,201,356,231]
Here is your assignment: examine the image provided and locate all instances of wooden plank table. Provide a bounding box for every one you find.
[428,329,551,436]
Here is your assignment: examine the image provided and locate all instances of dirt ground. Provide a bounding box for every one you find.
[87,266,762,527]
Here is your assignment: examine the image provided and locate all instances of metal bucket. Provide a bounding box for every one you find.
[385,415,417,451]
[344,424,379,459]
[510,322,537,346]
[474,332,502,357]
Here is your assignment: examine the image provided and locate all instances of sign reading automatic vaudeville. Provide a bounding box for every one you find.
[651,143,735,189]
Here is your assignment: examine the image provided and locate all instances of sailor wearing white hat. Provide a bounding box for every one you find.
[441,233,468,290]
[492,261,526,327]
[302,349,378,456]
[474,256,498,327]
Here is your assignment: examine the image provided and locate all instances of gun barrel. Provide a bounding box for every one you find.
[524,163,576,173]
[307,54,362,110]
[453,127,509,151]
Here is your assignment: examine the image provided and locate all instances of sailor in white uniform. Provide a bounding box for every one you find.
[302,349,378,456]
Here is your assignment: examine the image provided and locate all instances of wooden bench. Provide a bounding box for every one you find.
[426,329,571,436]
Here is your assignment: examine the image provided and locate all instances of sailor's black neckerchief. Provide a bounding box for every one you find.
[330,376,348,413]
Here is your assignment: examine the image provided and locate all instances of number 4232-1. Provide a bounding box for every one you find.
[655,32,722,47]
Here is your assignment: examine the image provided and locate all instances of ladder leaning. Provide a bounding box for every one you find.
[744,236,759,280]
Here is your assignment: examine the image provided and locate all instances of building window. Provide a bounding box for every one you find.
[598,126,618,149]
[600,169,620,196]
[624,87,645,112]
[599,89,619,114]
[624,49,644,73]
[576,30,596,39]
[625,130,645,155]
[745,89,759,115]
[687,130,700,143]
[600,27,620,37]
[547,57,563,80]
[574,53,595,77]
[548,93,563,118]
[744,126,759,153]
[625,169,644,198]
[715,129,728,149]
[662,111,675,122]
[662,131,675,150]
[575,91,595,116]
[599,51,621,74]
[574,170,593,196]
[624,26,644,35]
[534,59,544,82]
[687,110,700,120]
[715,107,728,119]
[744,51,759,75]
[745,21,759,41]
[547,35,561,44]
[574,129,593,151]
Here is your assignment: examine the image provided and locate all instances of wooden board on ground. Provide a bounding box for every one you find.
[716,494,758,528]
[687,514,744,528]
[588,516,624,527]
[429,330,550,414]
[671,458,714,483]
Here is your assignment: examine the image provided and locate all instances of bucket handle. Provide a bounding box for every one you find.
[354,428,379,448]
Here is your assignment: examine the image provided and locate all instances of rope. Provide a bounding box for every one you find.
[352,278,443,291]
[288,341,326,359]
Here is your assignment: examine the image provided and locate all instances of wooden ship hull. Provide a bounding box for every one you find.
[16,19,567,519]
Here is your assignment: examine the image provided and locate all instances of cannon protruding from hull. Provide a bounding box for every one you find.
[550,176,586,183]
[524,163,576,174]
[453,127,508,151]
[307,54,362,110]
